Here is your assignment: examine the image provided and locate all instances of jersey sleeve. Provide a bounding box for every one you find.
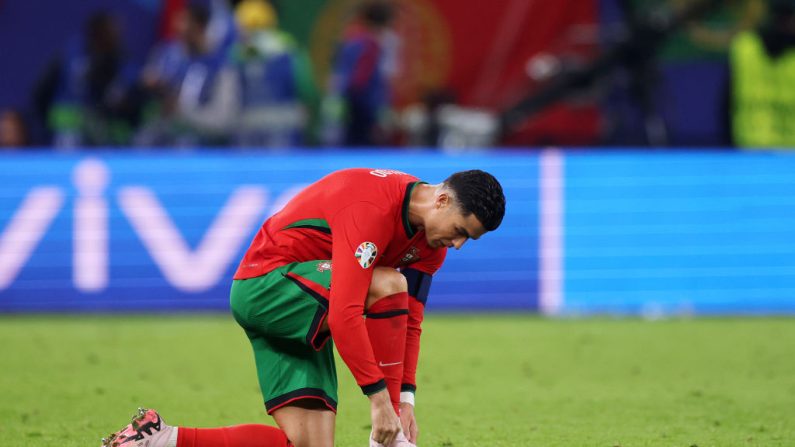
[400,247,447,394]
[327,202,394,395]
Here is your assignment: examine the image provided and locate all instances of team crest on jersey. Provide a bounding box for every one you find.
[400,246,420,265]
[316,261,332,272]
[355,242,378,269]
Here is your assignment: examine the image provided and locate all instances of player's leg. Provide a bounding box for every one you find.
[176,423,292,447]
[247,333,337,447]
[101,408,291,447]
[364,267,410,413]
[366,266,409,310]
[271,400,335,447]
[102,262,338,447]
[233,261,339,447]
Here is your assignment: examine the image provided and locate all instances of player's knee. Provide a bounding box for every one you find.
[272,402,334,447]
[367,267,407,309]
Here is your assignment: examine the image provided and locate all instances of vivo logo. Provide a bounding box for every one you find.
[0,159,302,293]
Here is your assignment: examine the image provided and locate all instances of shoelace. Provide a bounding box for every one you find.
[101,433,120,447]
[101,407,149,447]
[130,408,149,430]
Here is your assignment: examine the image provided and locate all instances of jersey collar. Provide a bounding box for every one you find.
[402,181,426,239]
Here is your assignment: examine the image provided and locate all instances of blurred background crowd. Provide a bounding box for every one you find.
[1,0,794,150]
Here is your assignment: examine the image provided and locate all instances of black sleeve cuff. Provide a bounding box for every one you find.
[401,383,417,393]
[361,379,387,395]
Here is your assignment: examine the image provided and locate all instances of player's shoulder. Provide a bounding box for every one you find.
[315,169,418,220]
[331,168,418,182]
[324,168,419,196]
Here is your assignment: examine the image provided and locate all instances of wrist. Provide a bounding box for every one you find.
[400,391,415,407]
[400,383,416,406]
[368,388,390,405]
[362,379,387,396]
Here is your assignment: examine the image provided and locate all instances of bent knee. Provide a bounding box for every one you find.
[367,267,408,307]
[273,401,335,447]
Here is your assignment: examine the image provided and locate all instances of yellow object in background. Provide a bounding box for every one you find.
[730,31,795,148]
[235,0,277,32]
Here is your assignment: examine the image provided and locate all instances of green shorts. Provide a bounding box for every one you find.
[230,260,338,414]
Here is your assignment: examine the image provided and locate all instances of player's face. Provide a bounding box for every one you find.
[424,193,487,250]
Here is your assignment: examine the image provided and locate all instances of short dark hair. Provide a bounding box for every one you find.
[444,170,505,232]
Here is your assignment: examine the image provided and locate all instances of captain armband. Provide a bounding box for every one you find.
[401,268,432,305]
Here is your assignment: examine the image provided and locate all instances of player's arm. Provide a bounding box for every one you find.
[398,267,433,444]
[327,202,391,392]
[326,202,401,445]
[399,267,433,400]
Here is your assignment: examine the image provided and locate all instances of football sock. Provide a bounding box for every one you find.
[176,424,291,447]
[365,291,409,413]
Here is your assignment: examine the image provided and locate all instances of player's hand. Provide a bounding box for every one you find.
[399,402,419,444]
[369,389,401,446]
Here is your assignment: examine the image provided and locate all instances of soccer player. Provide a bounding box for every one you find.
[102,168,506,447]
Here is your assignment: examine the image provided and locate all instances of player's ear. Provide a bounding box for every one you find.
[435,192,450,209]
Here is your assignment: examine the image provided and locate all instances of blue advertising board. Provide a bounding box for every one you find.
[560,151,795,315]
[2,150,795,315]
[0,151,539,312]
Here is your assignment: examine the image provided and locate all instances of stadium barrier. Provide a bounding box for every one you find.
[1,150,793,314]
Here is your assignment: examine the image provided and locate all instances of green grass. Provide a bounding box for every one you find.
[0,315,793,447]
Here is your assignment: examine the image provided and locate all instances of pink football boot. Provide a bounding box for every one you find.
[101,408,176,447]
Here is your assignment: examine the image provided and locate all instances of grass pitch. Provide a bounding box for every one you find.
[0,315,793,447]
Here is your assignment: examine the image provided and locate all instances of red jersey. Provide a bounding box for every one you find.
[235,168,446,392]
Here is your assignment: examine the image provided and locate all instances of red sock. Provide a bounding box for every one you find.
[365,292,409,413]
[177,424,291,447]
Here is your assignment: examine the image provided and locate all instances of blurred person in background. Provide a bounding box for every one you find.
[207,0,240,59]
[321,1,397,147]
[232,0,316,148]
[729,0,795,148]
[135,3,238,147]
[0,109,30,148]
[42,12,139,148]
